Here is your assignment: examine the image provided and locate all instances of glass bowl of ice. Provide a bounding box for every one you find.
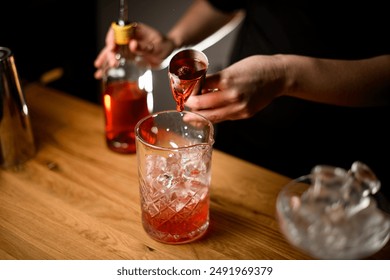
[276,161,390,259]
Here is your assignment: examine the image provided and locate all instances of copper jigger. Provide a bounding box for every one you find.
[168,49,209,111]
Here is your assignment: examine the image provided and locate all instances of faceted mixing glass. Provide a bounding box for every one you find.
[135,110,214,244]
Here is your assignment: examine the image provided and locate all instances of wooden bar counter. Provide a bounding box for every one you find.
[1,83,389,260]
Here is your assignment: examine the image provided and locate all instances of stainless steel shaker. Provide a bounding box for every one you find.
[0,47,35,169]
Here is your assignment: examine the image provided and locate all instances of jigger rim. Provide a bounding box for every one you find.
[168,48,209,71]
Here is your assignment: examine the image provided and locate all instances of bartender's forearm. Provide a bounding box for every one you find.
[167,0,237,48]
[282,54,390,107]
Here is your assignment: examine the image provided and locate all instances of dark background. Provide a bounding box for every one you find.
[1,0,100,103]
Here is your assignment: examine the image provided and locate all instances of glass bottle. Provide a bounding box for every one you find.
[101,0,153,154]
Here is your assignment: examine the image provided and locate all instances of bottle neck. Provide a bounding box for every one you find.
[112,22,134,44]
[115,43,135,60]
[112,22,136,59]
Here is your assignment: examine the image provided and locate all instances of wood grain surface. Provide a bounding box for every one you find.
[1,83,388,260]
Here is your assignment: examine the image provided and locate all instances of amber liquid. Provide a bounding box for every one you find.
[169,58,207,111]
[142,181,210,244]
[103,80,149,153]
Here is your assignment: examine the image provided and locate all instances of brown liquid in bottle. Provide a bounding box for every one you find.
[101,1,152,154]
[103,80,149,153]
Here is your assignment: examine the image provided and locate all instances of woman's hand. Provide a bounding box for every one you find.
[185,55,286,123]
[94,22,176,79]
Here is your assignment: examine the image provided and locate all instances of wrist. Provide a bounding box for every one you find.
[165,32,182,50]
[275,54,298,98]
